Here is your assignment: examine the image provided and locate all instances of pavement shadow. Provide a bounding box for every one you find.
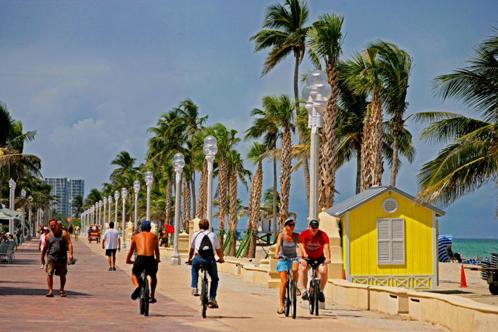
[428,289,474,295]
[207,316,253,319]
[0,287,91,297]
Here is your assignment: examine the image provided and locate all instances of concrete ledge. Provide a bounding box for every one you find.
[325,279,369,310]
[369,285,408,315]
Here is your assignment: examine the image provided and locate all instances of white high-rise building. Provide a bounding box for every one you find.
[44,178,85,218]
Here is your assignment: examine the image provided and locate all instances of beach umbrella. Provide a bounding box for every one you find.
[438,234,453,262]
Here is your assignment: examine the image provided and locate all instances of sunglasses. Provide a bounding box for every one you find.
[310,225,319,229]
[286,223,296,227]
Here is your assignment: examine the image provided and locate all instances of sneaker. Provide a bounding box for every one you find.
[318,291,325,302]
[108,267,112,271]
[301,290,309,301]
[131,287,140,300]
[112,267,116,271]
[192,288,199,296]
[208,298,219,308]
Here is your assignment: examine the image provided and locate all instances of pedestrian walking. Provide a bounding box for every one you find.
[102,221,121,271]
[41,219,74,297]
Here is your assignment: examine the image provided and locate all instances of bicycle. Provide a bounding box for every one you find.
[139,269,150,316]
[187,259,223,318]
[304,257,326,316]
[277,255,298,319]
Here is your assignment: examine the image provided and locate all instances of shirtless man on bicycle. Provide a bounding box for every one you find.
[126,220,160,303]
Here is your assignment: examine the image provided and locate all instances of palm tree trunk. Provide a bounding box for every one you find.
[191,175,196,218]
[360,90,383,190]
[390,121,400,187]
[196,161,207,219]
[248,162,263,258]
[164,181,172,225]
[272,156,278,239]
[279,128,292,228]
[355,144,362,194]
[228,172,238,256]
[183,178,191,232]
[319,63,339,209]
[218,157,228,247]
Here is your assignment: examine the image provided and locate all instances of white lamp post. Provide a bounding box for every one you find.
[145,171,153,222]
[103,197,107,226]
[171,152,185,265]
[20,189,27,237]
[133,180,140,231]
[28,196,33,236]
[203,136,217,231]
[114,191,120,224]
[8,178,16,233]
[303,70,331,221]
[121,187,128,248]
[107,195,112,227]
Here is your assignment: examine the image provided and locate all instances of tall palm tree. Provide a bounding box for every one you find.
[372,42,413,187]
[341,43,388,190]
[308,14,344,208]
[226,150,251,256]
[245,98,280,239]
[415,32,498,205]
[251,0,311,206]
[246,142,267,258]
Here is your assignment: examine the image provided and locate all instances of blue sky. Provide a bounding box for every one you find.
[0,0,497,238]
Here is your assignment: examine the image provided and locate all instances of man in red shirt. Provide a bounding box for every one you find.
[299,219,331,302]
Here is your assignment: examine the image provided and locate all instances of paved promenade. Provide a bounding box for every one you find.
[0,238,447,331]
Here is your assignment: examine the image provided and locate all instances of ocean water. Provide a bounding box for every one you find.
[452,238,498,259]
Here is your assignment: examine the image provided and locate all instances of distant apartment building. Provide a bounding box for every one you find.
[44,178,85,218]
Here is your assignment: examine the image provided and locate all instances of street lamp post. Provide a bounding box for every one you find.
[145,171,153,222]
[203,136,217,231]
[133,180,140,231]
[107,196,112,227]
[114,191,120,224]
[28,196,33,236]
[103,197,107,227]
[121,187,128,249]
[8,178,16,234]
[20,189,27,237]
[303,70,331,221]
[171,153,185,265]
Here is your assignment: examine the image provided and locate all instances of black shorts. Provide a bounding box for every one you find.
[132,255,158,277]
[105,249,117,257]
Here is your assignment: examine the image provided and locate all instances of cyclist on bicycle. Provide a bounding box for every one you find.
[299,219,331,303]
[126,220,160,304]
[274,217,306,315]
[187,218,224,309]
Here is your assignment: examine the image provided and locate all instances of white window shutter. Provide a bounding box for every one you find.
[377,219,391,265]
[391,219,405,264]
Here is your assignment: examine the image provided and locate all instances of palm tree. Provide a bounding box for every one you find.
[308,14,344,208]
[415,32,498,205]
[251,0,311,206]
[84,189,103,208]
[245,98,280,240]
[372,42,413,187]
[342,46,386,190]
[226,150,251,256]
[246,142,267,258]
[110,151,138,188]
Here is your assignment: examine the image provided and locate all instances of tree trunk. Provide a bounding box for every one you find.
[183,178,191,232]
[272,156,278,239]
[218,157,228,247]
[196,161,207,219]
[164,181,172,225]
[279,127,292,228]
[390,121,400,187]
[355,144,362,194]
[360,90,383,190]
[248,162,263,258]
[228,171,238,256]
[319,63,339,209]
[191,174,196,219]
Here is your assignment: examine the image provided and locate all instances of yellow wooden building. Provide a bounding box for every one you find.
[326,186,445,290]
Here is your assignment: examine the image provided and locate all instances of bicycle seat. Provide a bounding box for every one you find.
[198,264,209,269]
[306,257,325,269]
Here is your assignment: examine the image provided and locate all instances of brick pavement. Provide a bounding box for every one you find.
[0,239,217,332]
[0,238,447,332]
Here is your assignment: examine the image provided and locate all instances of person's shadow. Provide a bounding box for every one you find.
[0,287,91,297]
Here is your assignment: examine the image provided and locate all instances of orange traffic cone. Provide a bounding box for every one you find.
[460,264,468,288]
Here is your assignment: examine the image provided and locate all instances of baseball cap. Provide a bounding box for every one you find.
[284,217,295,226]
[309,219,319,229]
[141,220,151,231]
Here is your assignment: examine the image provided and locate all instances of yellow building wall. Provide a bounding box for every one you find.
[344,191,434,278]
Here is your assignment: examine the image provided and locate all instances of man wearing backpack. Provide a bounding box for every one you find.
[187,218,224,308]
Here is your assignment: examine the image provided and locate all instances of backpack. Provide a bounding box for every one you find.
[198,232,214,259]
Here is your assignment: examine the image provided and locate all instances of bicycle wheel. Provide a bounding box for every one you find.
[291,280,297,319]
[201,275,208,318]
[308,282,315,315]
[144,278,150,317]
[284,280,290,317]
[313,280,320,316]
[139,280,145,315]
